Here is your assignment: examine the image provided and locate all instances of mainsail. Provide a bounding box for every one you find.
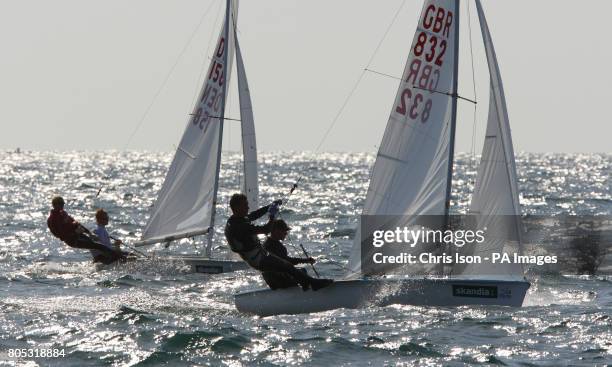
[236,36,259,210]
[142,0,238,245]
[348,0,460,276]
[453,0,523,278]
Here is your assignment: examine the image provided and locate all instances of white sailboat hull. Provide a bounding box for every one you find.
[166,256,249,274]
[235,278,530,317]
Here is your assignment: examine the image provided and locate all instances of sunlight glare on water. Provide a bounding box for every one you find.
[0,150,610,365]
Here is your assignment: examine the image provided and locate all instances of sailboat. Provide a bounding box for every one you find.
[235,0,530,316]
[133,0,255,274]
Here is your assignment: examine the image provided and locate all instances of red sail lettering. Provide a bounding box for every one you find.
[396,88,412,116]
[435,40,447,66]
[207,88,218,109]
[422,6,452,38]
[425,35,438,62]
[422,5,436,29]
[200,84,213,104]
[216,38,225,57]
[414,32,427,56]
[428,69,440,91]
[409,93,423,119]
[432,8,446,33]
[209,62,223,82]
[442,11,453,38]
[418,65,433,89]
[405,59,422,86]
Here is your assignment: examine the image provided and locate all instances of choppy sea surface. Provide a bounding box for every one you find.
[0,150,610,366]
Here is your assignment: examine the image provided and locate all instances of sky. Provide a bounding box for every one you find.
[0,0,610,153]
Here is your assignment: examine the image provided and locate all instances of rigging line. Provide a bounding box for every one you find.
[467,0,479,181]
[97,0,218,199]
[364,0,409,70]
[313,0,408,154]
[364,68,477,104]
[278,0,407,216]
[363,68,398,81]
[122,0,218,151]
[188,114,241,122]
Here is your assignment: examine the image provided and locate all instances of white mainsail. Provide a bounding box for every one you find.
[348,0,460,276]
[454,0,523,278]
[142,0,238,245]
[236,37,259,210]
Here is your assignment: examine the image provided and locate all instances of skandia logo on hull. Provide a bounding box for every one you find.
[452,285,498,298]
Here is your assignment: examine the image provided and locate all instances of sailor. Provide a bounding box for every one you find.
[224,193,333,291]
[261,219,316,290]
[46,196,124,261]
[91,209,129,264]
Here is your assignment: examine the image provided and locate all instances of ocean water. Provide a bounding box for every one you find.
[0,150,610,366]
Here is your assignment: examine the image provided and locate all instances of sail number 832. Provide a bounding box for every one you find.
[396,89,432,123]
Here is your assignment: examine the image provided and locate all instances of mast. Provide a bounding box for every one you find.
[205,0,232,257]
[443,0,461,224]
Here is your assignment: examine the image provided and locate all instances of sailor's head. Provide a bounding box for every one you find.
[229,193,249,216]
[271,219,291,240]
[95,208,109,226]
[51,196,65,210]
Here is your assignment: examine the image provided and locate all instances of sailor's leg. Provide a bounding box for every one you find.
[92,255,107,264]
[69,234,122,257]
[262,271,301,290]
[258,254,331,290]
[96,254,118,265]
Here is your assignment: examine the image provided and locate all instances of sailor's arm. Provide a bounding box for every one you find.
[248,199,282,221]
[247,205,271,221]
[236,219,272,236]
[249,221,272,235]
[287,256,316,265]
[64,212,84,233]
[285,256,302,265]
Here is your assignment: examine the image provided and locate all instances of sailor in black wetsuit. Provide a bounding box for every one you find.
[224,193,333,291]
[261,219,316,290]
